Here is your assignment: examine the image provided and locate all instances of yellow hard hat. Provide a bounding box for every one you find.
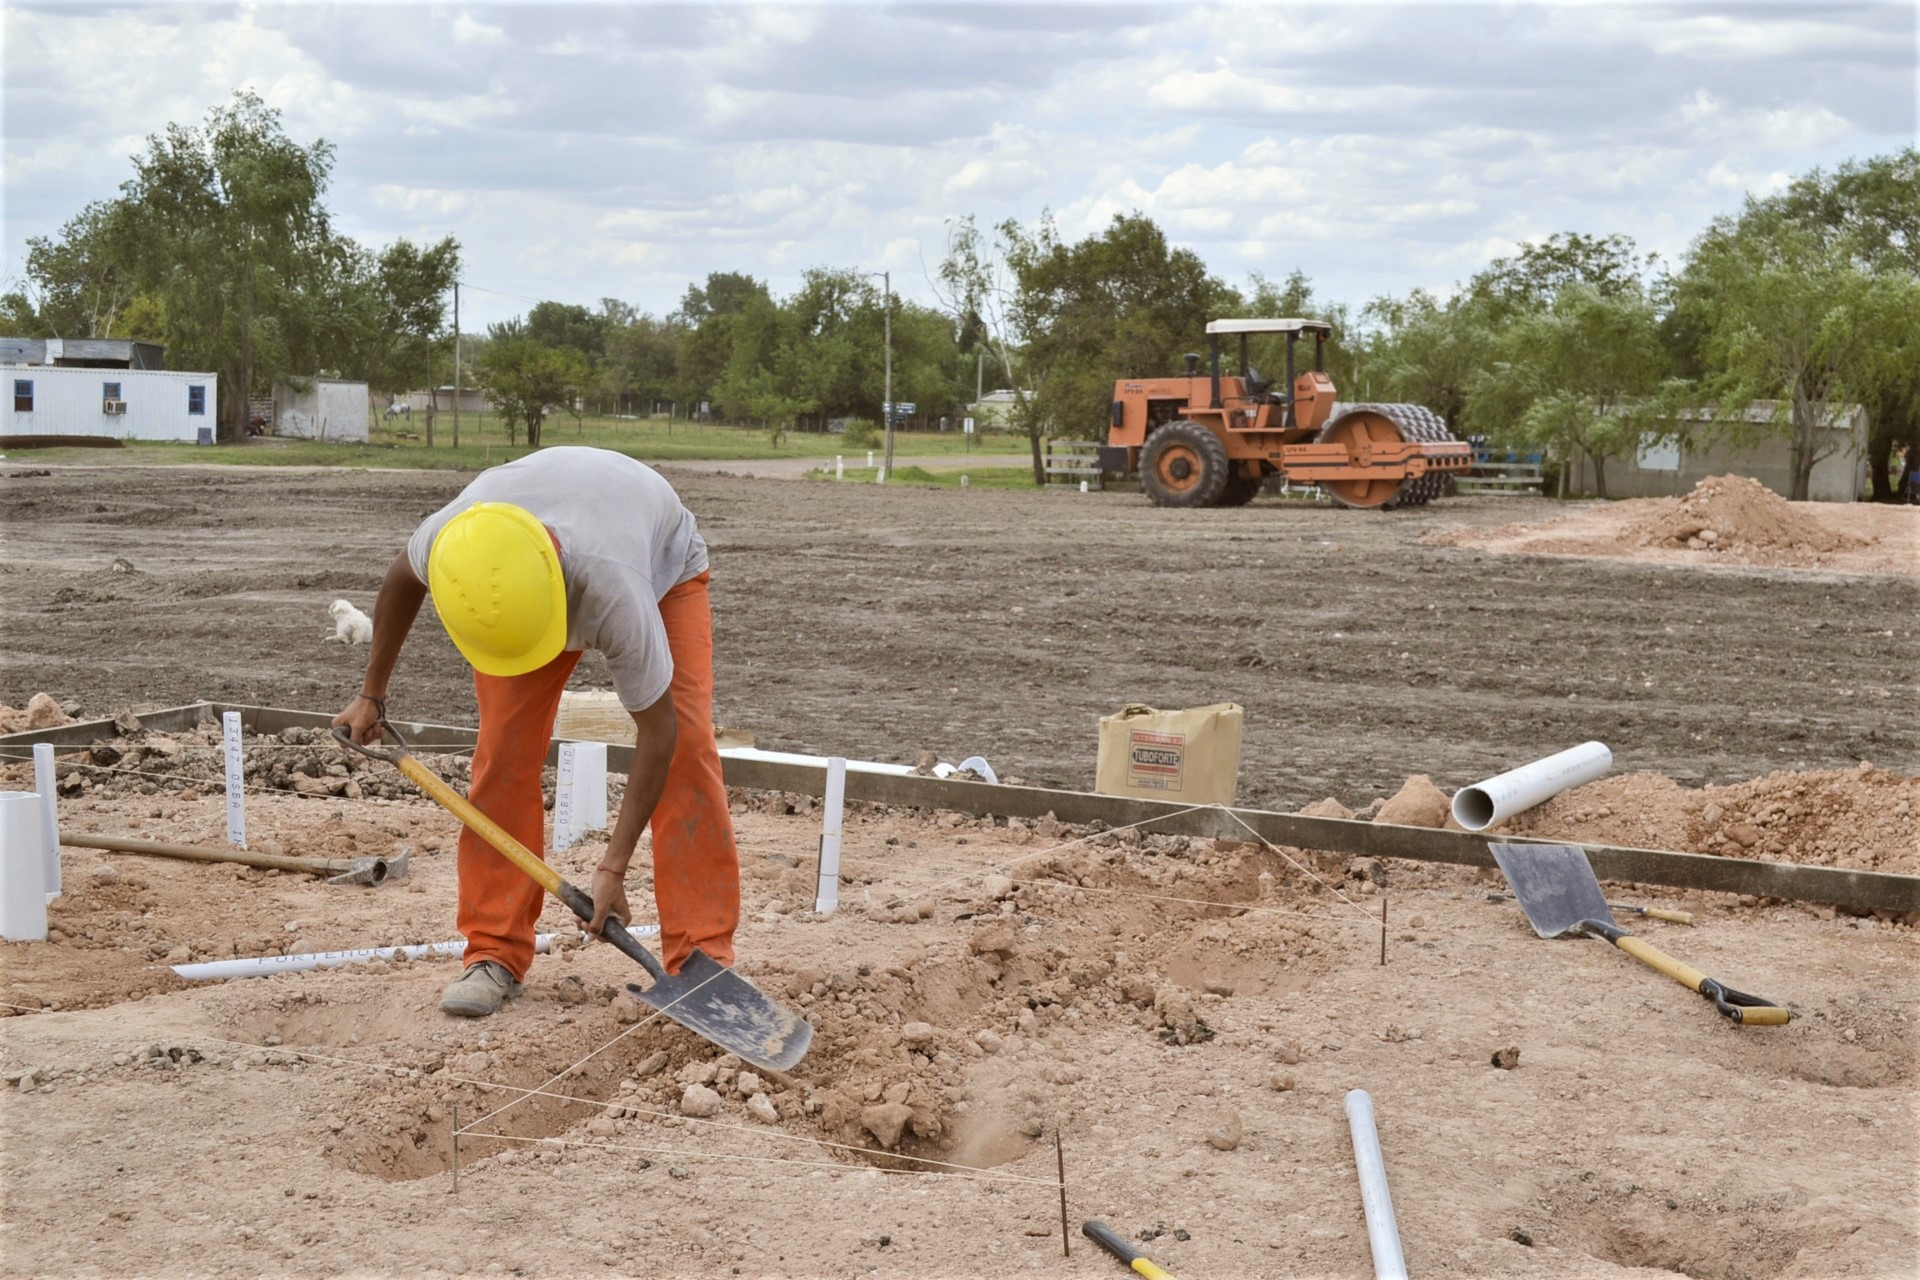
[426,502,567,677]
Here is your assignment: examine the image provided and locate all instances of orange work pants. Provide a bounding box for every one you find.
[456,571,739,978]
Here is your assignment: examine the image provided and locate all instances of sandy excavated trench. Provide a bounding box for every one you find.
[2,733,1916,1280]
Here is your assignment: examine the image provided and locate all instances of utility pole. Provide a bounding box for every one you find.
[976,350,985,405]
[452,280,461,449]
[881,269,895,476]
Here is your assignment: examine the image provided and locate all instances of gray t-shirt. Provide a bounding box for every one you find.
[407,448,708,710]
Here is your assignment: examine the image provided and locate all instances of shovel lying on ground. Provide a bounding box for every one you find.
[1485,891,1693,926]
[332,725,812,1071]
[1490,842,1788,1026]
[63,832,408,886]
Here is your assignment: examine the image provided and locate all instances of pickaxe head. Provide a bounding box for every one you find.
[327,847,410,887]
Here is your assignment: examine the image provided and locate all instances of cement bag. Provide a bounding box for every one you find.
[1095,703,1244,805]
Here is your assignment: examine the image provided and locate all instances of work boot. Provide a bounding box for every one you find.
[439,960,522,1018]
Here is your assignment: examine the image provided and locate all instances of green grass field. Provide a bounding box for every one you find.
[3,413,1032,471]
[807,464,1047,489]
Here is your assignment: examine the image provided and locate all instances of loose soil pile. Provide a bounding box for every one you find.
[2,744,1915,1278]
[1431,474,1917,574]
[1623,475,1868,557]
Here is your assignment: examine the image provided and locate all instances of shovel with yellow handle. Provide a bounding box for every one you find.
[1491,842,1789,1027]
[333,724,812,1070]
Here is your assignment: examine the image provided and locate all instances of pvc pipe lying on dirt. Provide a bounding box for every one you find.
[718,746,918,777]
[168,929,654,981]
[1450,741,1612,833]
[0,791,48,941]
[1345,1090,1408,1280]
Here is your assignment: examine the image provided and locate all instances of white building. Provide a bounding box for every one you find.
[4,364,217,443]
[272,378,369,442]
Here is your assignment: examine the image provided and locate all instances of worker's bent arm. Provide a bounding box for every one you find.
[332,550,428,744]
[588,693,678,936]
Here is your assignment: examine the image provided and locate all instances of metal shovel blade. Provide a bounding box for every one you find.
[626,949,813,1072]
[1489,842,1616,939]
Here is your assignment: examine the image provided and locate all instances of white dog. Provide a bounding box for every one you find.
[327,598,373,645]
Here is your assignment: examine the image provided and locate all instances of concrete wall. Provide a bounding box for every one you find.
[1565,405,1869,503]
[2,365,216,442]
[273,379,369,442]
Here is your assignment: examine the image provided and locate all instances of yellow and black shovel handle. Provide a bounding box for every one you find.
[1581,918,1789,1026]
[1083,1221,1180,1280]
[330,725,669,984]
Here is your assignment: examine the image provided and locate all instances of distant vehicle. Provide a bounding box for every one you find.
[1100,319,1470,509]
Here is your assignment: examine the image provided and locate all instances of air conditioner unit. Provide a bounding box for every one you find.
[102,398,127,415]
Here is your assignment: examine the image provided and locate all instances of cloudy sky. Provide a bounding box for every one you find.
[4,2,1914,330]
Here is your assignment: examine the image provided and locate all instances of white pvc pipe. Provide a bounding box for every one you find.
[0,791,48,941]
[815,757,846,914]
[1345,1089,1408,1280]
[168,928,654,981]
[718,746,918,777]
[32,744,60,901]
[1450,741,1612,833]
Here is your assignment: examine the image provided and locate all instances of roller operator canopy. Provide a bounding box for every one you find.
[1204,319,1334,338]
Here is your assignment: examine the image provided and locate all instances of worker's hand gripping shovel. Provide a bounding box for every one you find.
[333,725,812,1070]
[1491,842,1789,1026]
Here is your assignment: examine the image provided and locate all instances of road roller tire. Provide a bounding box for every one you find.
[1314,403,1453,510]
[1142,421,1230,508]
[1218,472,1263,506]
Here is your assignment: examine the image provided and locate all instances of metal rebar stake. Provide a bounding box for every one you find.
[451,1102,460,1195]
[1379,898,1387,966]
[1056,1128,1070,1258]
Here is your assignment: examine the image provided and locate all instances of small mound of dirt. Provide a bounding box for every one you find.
[1625,474,1866,555]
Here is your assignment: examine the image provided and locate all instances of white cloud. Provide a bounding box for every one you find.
[3,1,1911,327]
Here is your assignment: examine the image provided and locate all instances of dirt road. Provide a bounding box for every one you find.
[2,464,1915,808]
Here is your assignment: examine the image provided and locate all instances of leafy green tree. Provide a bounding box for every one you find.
[1751,150,1920,500]
[474,339,589,448]
[1470,284,1673,498]
[1676,203,1919,500]
[117,90,343,440]
[673,272,771,413]
[5,200,147,339]
[328,236,461,397]
[1354,290,1488,431]
[937,215,1042,478]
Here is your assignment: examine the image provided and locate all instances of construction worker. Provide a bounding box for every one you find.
[332,446,738,1017]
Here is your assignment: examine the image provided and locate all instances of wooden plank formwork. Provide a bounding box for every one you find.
[3,702,1913,916]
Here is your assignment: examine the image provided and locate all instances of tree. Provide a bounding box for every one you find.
[5,200,147,339]
[474,339,588,448]
[328,236,461,397]
[1354,290,1488,431]
[937,215,1043,480]
[1677,207,1919,500]
[118,90,343,440]
[1754,150,1920,500]
[1470,284,1673,498]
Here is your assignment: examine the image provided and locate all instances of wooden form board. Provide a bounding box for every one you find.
[3,701,1914,916]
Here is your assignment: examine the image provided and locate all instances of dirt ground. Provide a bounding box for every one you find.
[0,732,1914,1280]
[1,465,1917,1279]
[1,465,1915,807]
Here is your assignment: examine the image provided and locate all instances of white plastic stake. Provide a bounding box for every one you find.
[32,743,59,901]
[836,455,844,479]
[961,474,969,489]
[573,741,608,829]
[814,756,846,914]
[222,711,247,850]
[866,450,874,468]
[554,742,580,850]
[0,791,48,941]
[876,468,886,485]
[1079,479,1089,493]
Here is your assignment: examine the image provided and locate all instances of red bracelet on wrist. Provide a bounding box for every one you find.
[595,864,623,876]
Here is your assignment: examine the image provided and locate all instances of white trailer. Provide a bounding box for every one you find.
[3,365,217,442]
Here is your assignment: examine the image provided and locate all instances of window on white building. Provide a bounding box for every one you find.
[12,379,30,412]
[188,385,206,415]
